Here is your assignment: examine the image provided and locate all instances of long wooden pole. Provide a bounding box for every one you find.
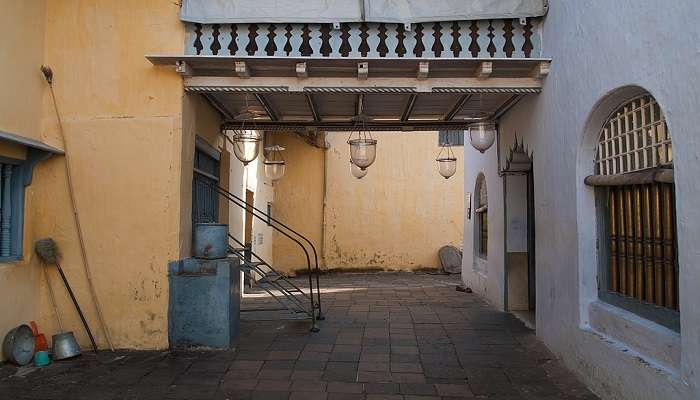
[43,67,115,351]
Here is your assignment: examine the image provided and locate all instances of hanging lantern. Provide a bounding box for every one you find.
[436,136,457,179]
[264,144,286,181]
[347,114,377,170]
[350,159,368,179]
[223,103,265,165]
[468,121,497,153]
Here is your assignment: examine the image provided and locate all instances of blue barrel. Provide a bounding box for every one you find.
[193,223,229,259]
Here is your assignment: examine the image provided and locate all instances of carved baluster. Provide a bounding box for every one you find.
[199,24,215,55]
[468,21,480,57]
[1,165,11,257]
[395,24,407,57]
[486,20,497,57]
[503,19,515,58]
[522,18,534,58]
[413,24,425,57]
[329,24,343,57]
[450,22,461,57]
[283,24,293,55]
[265,24,277,56]
[308,24,323,57]
[245,24,259,56]
[273,24,287,56]
[300,24,312,56]
[339,24,352,57]
[319,24,332,57]
[376,23,389,57]
[366,23,380,57]
[431,23,443,57]
[358,23,370,57]
[210,24,221,55]
[193,23,204,55]
[289,24,303,57]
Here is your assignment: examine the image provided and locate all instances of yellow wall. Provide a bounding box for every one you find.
[271,133,325,273]
[322,131,464,270]
[0,0,187,356]
[271,131,464,273]
[0,0,49,361]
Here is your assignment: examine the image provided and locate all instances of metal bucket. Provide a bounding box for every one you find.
[51,332,81,360]
[193,223,229,259]
[2,324,35,366]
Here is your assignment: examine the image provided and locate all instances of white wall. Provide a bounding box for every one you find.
[461,1,700,399]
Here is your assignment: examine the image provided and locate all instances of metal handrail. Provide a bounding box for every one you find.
[212,185,321,331]
[214,185,323,319]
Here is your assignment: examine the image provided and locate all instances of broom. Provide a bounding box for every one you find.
[35,238,98,353]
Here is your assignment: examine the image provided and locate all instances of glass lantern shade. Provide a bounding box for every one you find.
[348,138,377,170]
[264,160,286,181]
[350,160,368,179]
[469,122,497,153]
[437,157,457,179]
[232,130,261,165]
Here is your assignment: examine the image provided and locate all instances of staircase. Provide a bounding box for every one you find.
[213,184,323,332]
[228,234,317,322]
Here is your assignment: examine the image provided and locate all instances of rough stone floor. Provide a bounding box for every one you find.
[0,272,599,400]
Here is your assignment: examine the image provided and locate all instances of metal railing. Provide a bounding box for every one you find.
[213,184,323,331]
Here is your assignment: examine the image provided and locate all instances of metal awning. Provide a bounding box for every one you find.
[148,55,550,131]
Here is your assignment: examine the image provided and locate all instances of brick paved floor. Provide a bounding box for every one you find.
[0,272,599,399]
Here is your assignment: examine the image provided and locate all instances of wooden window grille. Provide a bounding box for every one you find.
[594,94,679,329]
[596,95,672,175]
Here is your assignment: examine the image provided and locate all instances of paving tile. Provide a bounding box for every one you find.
[327,381,364,393]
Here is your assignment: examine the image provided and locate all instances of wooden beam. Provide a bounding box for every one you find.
[477,61,493,79]
[357,62,369,80]
[203,93,236,121]
[417,61,429,80]
[401,94,417,121]
[444,94,472,121]
[305,93,321,122]
[296,62,308,79]
[356,93,365,115]
[234,61,250,78]
[255,93,278,121]
[491,94,523,120]
[175,61,193,76]
[532,61,550,79]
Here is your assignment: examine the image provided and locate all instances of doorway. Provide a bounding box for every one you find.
[504,142,536,328]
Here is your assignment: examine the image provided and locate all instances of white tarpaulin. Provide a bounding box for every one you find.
[181,0,547,24]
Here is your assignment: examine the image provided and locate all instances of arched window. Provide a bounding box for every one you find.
[474,174,488,259]
[588,93,678,331]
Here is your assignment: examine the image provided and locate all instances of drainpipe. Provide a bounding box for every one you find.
[320,132,329,268]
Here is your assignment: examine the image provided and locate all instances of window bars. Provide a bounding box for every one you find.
[596,95,672,176]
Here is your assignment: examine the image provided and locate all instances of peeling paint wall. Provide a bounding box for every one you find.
[323,131,464,271]
[0,0,48,360]
[0,0,188,355]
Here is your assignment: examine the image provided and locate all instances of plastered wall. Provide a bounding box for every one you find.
[322,131,464,271]
[461,1,700,398]
[0,0,48,361]
[0,0,189,354]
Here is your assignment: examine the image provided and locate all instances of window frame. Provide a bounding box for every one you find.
[593,94,680,332]
[474,174,488,261]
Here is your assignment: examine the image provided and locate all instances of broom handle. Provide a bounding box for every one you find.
[47,81,114,351]
[43,264,64,332]
[56,262,98,353]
